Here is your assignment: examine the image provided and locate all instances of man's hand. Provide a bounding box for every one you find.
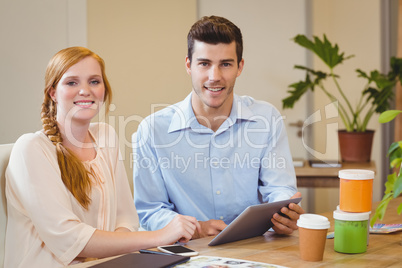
[271,192,305,235]
[192,219,227,239]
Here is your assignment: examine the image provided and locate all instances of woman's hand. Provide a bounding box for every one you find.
[192,219,227,239]
[160,214,201,244]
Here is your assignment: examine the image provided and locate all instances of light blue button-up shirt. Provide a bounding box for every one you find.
[133,93,297,231]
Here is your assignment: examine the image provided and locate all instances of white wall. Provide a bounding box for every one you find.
[0,0,86,144]
[197,0,310,159]
[87,0,197,192]
[312,0,382,212]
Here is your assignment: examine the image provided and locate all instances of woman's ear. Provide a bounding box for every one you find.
[49,87,57,102]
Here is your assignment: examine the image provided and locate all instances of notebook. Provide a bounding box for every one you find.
[208,197,302,246]
[309,159,342,168]
[89,252,190,268]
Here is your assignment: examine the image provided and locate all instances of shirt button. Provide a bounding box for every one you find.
[216,190,221,195]
[212,161,219,167]
[219,216,224,220]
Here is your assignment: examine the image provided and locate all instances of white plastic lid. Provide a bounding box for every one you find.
[297,214,330,229]
[333,209,370,221]
[338,169,374,180]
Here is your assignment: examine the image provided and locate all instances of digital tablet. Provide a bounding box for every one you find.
[208,197,302,246]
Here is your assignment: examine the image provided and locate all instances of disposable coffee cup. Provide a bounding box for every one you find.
[297,214,330,262]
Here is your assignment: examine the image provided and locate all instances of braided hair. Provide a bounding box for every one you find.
[41,47,112,209]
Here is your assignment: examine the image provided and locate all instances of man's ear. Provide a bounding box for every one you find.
[185,56,191,75]
[237,58,244,77]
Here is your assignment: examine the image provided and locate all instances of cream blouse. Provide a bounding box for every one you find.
[5,123,139,267]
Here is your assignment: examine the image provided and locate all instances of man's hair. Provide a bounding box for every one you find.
[187,16,243,65]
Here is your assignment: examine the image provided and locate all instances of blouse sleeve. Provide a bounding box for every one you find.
[103,123,139,231]
[6,134,96,265]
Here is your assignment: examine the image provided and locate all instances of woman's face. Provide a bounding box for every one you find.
[50,56,105,126]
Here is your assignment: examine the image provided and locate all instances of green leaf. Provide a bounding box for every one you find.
[384,173,396,194]
[356,69,369,79]
[283,62,334,110]
[366,70,395,89]
[379,110,402,123]
[283,82,311,109]
[293,34,354,69]
[294,65,330,79]
[390,158,402,169]
[390,57,402,80]
[363,86,394,113]
[359,68,395,115]
[370,194,393,226]
[393,173,402,198]
[388,141,402,155]
[387,142,402,165]
[370,216,378,227]
[398,203,402,215]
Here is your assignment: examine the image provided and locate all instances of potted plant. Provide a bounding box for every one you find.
[282,34,402,162]
[371,110,402,226]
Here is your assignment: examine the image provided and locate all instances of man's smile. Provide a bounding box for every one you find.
[205,86,224,92]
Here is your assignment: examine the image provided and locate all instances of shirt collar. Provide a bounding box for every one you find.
[231,94,255,121]
[168,93,193,133]
[168,93,256,133]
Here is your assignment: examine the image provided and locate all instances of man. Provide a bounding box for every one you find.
[133,16,304,239]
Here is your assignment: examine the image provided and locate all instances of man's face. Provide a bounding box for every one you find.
[186,40,244,116]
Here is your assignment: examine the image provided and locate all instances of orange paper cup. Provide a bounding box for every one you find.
[297,214,330,262]
[339,169,374,212]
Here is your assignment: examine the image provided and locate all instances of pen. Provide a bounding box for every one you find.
[139,249,174,255]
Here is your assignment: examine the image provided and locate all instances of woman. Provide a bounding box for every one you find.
[5,47,199,267]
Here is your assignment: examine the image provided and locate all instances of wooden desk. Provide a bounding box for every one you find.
[295,161,376,188]
[72,197,402,268]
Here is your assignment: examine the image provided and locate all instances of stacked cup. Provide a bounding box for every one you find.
[334,169,374,254]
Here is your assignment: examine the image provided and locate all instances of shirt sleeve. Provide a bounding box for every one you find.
[258,107,298,203]
[6,134,96,265]
[132,121,178,231]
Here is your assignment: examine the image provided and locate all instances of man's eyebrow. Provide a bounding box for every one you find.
[195,58,212,62]
[195,58,235,63]
[221,59,235,63]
